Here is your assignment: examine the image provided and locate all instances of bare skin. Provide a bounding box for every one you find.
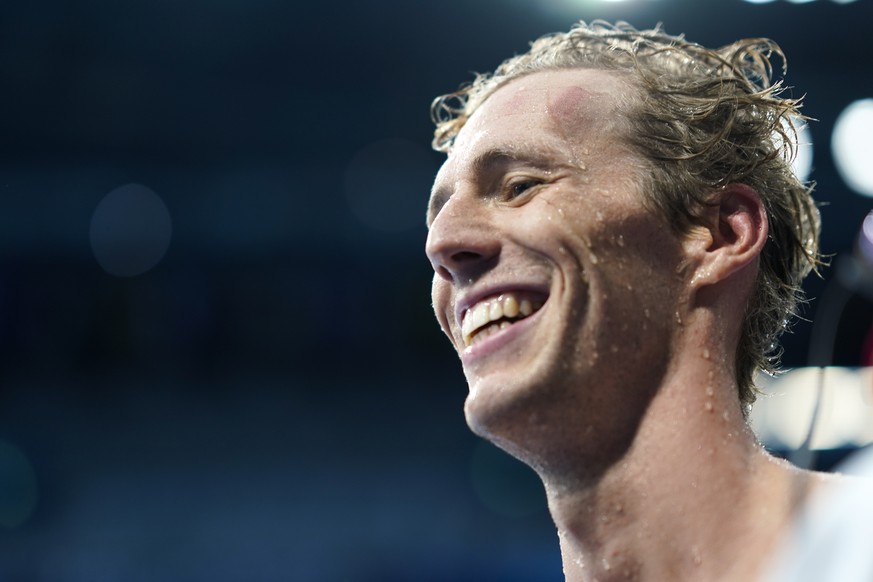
[425,69,836,581]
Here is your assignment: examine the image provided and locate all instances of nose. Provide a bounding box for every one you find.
[425,197,500,284]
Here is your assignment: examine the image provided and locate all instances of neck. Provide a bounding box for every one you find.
[537,359,818,582]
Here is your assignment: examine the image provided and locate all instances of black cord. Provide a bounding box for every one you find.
[790,261,855,469]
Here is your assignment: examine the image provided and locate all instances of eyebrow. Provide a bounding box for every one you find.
[427,147,557,227]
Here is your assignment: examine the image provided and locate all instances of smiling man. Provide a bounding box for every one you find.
[425,21,835,581]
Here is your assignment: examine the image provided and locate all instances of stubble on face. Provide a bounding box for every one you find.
[429,70,688,477]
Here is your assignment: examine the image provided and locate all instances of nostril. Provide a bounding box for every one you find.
[451,250,482,263]
[434,265,453,282]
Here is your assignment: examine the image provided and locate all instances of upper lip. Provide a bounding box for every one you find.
[454,282,550,336]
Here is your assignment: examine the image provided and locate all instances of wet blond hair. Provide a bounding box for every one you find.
[431,21,822,408]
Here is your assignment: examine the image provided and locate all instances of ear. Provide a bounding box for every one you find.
[684,184,768,290]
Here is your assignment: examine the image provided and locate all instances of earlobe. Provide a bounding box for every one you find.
[687,184,768,289]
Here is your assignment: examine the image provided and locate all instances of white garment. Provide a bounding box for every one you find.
[761,446,873,581]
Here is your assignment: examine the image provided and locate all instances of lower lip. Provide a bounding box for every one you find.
[460,303,546,365]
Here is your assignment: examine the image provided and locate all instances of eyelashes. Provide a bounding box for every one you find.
[501,176,546,203]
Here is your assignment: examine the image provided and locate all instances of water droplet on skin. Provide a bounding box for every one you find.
[704,401,714,412]
[559,246,567,254]
[675,312,683,325]
[595,210,604,222]
[590,253,599,264]
[610,345,619,353]
[692,547,703,566]
[722,410,730,422]
[644,309,651,319]
[705,385,714,397]
[702,348,710,360]
[617,234,625,247]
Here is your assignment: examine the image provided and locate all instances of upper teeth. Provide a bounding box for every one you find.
[461,293,541,347]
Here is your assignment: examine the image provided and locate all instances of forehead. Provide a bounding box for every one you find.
[429,69,632,216]
[453,68,628,156]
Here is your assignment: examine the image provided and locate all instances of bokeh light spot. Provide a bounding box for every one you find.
[90,183,172,277]
[344,138,438,232]
[0,440,39,529]
[858,211,873,265]
[773,115,813,183]
[792,117,813,183]
[833,99,873,198]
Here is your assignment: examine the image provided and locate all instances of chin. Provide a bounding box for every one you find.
[461,369,566,459]
[464,375,527,433]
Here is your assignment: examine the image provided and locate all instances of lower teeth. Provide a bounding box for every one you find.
[470,320,514,346]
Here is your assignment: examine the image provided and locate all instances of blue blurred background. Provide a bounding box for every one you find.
[1,0,872,580]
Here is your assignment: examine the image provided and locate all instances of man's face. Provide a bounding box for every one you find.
[425,69,688,455]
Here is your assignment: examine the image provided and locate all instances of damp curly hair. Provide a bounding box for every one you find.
[431,20,823,409]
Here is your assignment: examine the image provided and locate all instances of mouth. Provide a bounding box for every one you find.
[460,292,546,348]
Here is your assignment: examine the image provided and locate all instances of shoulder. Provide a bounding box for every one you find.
[760,447,873,582]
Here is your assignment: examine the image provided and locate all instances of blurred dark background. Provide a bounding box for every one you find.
[1,0,872,580]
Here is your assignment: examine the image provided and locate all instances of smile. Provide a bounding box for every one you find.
[461,292,545,347]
